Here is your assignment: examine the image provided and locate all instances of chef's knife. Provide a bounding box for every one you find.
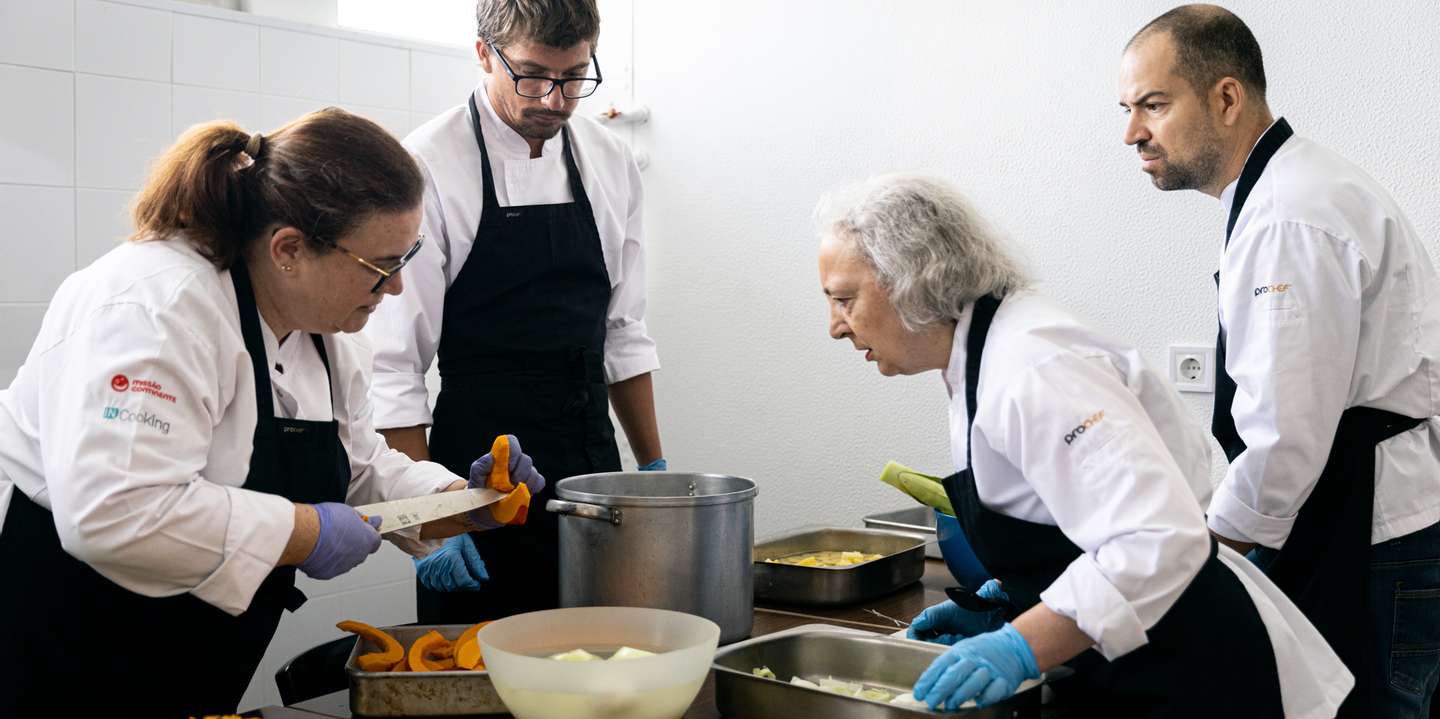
[352,487,507,534]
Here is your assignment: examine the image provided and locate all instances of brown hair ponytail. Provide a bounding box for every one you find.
[131,108,424,270]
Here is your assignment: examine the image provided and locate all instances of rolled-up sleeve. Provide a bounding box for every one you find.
[365,162,450,429]
[1208,222,1364,549]
[602,153,660,384]
[39,299,294,617]
[995,354,1212,660]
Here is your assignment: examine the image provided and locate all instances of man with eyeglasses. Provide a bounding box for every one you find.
[365,0,666,623]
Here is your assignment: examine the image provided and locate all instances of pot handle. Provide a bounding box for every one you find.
[546,499,623,526]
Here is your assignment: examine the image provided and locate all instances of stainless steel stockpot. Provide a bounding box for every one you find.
[547,472,758,644]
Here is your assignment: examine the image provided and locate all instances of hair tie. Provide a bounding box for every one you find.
[245,132,264,159]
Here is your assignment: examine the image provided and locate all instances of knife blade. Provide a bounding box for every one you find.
[352,487,507,534]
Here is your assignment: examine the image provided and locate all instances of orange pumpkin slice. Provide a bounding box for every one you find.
[408,630,455,672]
[487,435,513,492]
[336,620,403,672]
[453,621,491,670]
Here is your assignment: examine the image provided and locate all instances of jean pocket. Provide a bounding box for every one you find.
[1390,583,1440,696]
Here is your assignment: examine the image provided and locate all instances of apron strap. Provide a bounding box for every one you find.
[963,294,1004,469]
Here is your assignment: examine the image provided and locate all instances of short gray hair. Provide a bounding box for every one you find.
[476,0,600,49]
[815,174,1030,331]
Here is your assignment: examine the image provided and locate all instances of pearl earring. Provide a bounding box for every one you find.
[282,264,293,271]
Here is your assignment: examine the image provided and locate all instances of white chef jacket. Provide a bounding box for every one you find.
[1210,126,1440,549]
[0,238,457,616]
[364,86,658,430]
[946,291,1352,719]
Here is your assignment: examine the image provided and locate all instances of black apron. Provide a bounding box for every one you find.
[417,94,621,623]
[0,260,351,718]
[1211,117,1427,717]
[940,294,1284,718]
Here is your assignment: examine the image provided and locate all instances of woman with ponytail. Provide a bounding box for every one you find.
[0,108,543,716]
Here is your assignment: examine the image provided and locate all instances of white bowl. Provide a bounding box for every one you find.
[478,606,720,719]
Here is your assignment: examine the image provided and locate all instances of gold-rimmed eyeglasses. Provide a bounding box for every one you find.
[326,234,424,293]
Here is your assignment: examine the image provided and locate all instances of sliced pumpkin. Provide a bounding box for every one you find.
[487,435,513,492]
[337,620,403,672]
[408,630,456,672]
[453,621,491,670]
[490,483,531,526]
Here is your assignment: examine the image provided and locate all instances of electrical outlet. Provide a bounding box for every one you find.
[1168,344,1215,393]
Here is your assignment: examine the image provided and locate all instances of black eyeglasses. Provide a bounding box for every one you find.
[488,42,602,99]
[327,234,424,293]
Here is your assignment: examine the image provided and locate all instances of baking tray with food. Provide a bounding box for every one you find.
[338,621,504,717]
[754,527,928,607]
[713,628,1043,717]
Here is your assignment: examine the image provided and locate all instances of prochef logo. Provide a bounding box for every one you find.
[1254,283,1291,297]
[1063,410,1105,445]
[109,374,177,403]
[102,406,171,436]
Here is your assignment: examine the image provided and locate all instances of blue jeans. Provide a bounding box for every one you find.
[1370,519,1440,718]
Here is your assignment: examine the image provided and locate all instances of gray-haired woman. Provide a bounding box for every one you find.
[816,174,1349,717]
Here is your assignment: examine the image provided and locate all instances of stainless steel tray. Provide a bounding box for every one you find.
[713,629,1042,718]
[754,528,926,607]
[343,624,506,716]
[863,506,942,559]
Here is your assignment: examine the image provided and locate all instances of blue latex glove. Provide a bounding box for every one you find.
[297,502,383,580]
[906,579,1008,645]
[914,623,1040,711]
[467,434,546,530]
[413,534,489,592]
[638,458,667,471]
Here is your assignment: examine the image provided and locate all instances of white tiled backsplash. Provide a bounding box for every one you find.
[0,0,481,709]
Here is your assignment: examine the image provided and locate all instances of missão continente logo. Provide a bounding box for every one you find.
[1063,410,1105,445]
[102,406,171,436]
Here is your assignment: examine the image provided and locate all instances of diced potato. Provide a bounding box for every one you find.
[548,648,602,662]
[608,646,657,661]
[751,666,777,679]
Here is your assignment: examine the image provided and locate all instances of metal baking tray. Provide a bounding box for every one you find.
[863,506,942,559]
[343,624,506,716]
[754,528,926,607]
[713,629,1042,718]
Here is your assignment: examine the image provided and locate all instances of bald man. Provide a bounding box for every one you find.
[1119,6,1440,717]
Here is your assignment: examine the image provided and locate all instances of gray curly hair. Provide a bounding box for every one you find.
[815,174,1030,331]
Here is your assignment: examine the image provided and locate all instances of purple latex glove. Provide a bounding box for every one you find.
[467,434,546,530]
[297,502,383,580]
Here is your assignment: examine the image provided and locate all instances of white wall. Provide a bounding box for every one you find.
[628,0,1440,539]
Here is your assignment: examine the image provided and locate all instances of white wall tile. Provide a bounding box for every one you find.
[0,304,48,388]
[339,40,410,110]
[76,74,171,190]
[173,85,261,136]
[76,0,170,82]
[260,27,337,101]
[77,189,134,267]
[341,104,410,139]
[259,95,330,132]
[0,185,75,303]
[410,50,477,114]
[0,66,74,186]
[173,14,258,92]
[0,0,74,70]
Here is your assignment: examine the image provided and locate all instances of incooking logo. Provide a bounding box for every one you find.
[102,406,171,435]
[1063,410,1105,445]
